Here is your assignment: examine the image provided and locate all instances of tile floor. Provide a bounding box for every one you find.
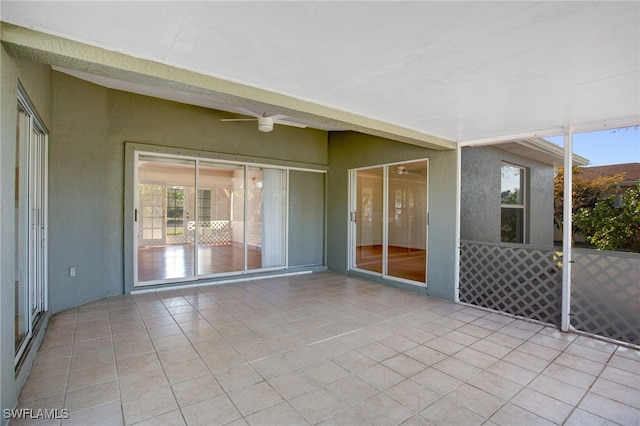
[12,272,640,425]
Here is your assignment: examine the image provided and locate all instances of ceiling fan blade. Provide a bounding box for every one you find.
[234,107,263,118]
[274,119,308,128]
[220,118,258,122]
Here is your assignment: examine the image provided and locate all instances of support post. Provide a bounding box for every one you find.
[561,128,573,332]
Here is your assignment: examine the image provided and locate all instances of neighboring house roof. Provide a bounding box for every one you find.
[579,163,640,184]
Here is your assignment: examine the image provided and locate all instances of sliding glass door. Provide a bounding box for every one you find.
[15,91,48,363]
[134,153,287,286]
[351,160,428,285]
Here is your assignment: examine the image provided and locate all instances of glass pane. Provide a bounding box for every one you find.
[247,167,286,269]
[15,106,29,353]
[355,168,383,274]
[501,208,524,243]
[387,161,428,283]
[501,164,524,204]
[198,162,244,275]
[137,156,196,282]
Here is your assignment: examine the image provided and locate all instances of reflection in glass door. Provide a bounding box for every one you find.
[135,154,288,285]
[351,160,428,285]
[197,162,244,275]
[137,156,196,282]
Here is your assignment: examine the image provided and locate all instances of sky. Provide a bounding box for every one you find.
[545,126,640,167]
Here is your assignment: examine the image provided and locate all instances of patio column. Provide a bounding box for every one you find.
[561,128,573,332]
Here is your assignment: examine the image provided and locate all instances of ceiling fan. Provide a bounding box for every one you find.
[220,108,308,132]
[391,166,424,176]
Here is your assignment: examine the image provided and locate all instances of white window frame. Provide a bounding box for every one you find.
[500,162,527,244]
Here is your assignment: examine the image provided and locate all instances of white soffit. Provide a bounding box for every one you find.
[1,1,638,143]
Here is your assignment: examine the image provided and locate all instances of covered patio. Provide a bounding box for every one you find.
[16,272,639,425]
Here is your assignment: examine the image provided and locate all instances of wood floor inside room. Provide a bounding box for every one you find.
[356,245,426,283]
[137,244,262,282]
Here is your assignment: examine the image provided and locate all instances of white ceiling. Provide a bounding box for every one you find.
[1,1,639,143]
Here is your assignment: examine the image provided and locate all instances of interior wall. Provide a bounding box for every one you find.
[327,131,458,301]
[460,146,555,245]
[0,49,53,425]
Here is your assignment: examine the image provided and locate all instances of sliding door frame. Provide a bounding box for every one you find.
[349,159,430,288]
[133,150,300,287]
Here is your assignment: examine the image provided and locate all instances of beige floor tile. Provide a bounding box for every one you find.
[29,356,71,380]
[14,272,640,426]
[403,345,447,366]
[379,334,419,353]
[469,338,512,358]
[502,349,551,373]
[350,393,414,425]
[488,402,554,426]
[528,374,588,405]
[116,352,161,377]
[448,383,504,418]
[200,348,246,371]
[133,409,185,426]
[245,402,309,426]
[452,347,499,369]
[410,367,463,396]
[420,395,485,425]
[69,347,114,372]
[304,360,350,385]
[356,363,405,391]
[423,336,465,356]
[579,392,640,425]
[432,356,481,381]
[516,341,560,361]
[357,341,398,363]
[171,373,224,407]
[467,371,522,400]
[590,377,640,409]
[289,388,347,424]
[511,388,573,424]
[62,401,123,426]
[151,333,191,352]
[181,394,242,426]
[600,365,640,389]
[114,339,155,361]
[385,379,440,413]
[541,362,597,390]
[67,362,116,391]
[267,370,319,400]
[72,336,113,354]
[163,358,209,385]
[381,354,427,378]
[65,380,120,413]
[325,375,378,407]
[18,373,68,403]
[118,368,169,397]
[214,364,263,392]
[121,387,178,425]
[228,381,284,416]
[156,344,199,368]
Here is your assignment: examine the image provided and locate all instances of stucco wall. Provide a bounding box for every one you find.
[327,132,458,301]
[0,49,53,425]
[50,72,328,308]
[460,145,555,245]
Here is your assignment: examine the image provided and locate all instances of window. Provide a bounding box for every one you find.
[501,163,526,243]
